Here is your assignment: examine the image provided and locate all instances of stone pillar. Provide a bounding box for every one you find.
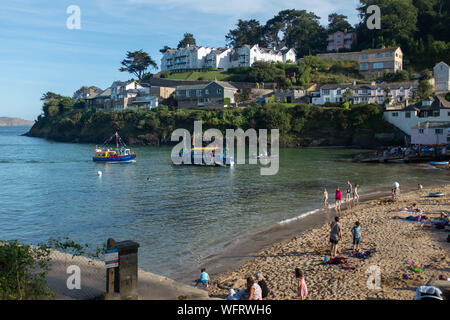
[115,240,140,300]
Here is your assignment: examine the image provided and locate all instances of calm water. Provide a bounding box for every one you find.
[1,126,448,280]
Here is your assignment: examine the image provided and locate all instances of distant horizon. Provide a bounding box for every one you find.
[0,0,361,120]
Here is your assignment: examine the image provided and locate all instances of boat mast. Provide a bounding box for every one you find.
[115,132,119,153]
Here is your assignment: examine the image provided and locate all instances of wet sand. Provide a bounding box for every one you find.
[208,184,450,300]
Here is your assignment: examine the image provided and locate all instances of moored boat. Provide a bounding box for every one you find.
[93,132,136,163]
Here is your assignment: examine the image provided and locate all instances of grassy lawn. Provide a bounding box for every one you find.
[166,70,232,81]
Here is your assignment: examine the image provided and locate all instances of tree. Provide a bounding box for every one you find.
[177,33,196,49]
[284,11,327,57]
[159,45,172,54]
[342,89,354,103]
[119,50,158,81]
[327,13,352,34]
[418,80,433,99]
[226,19,266,47]
[41,92,64,101]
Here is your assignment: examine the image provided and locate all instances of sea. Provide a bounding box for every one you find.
[1,126,448,282]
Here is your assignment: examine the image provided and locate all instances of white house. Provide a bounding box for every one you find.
[434,61,450,92]
[383,96,450,135]
[311,81,417,106]
[161,44,296,72]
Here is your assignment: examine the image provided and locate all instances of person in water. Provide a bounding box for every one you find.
[353,184,360,204]
[323,188,329,208]
[335,187,342,214]
[346,181,352,209]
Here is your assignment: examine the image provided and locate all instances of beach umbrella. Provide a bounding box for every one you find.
[392,182,399,188]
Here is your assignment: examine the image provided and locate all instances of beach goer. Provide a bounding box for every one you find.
[323,188,329,208]
[295,268,308,300]
[254,272,269,299]
[244,276,262,300]
[194,268,209,288]
[418,184,423,190]
[353,184,360,204]
[329,216,342,258]
[351,221,361,252]
[335,187,342,214]
[346,181,352,203]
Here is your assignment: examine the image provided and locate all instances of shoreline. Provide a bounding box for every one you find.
[174,181,433,284]
[206,183,450,300]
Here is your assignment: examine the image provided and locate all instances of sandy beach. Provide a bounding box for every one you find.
[208,184,450,300]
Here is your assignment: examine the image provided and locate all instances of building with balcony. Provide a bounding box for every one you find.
[176,80,238,108]
[327,30,357,52]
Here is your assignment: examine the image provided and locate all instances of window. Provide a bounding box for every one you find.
[447,136,450,143]
[373,62,384,69]
[405,112,411,118]
[448,111,450,116]
[392,112,398,117]
[337,89,341,95]
[433,111,440,117]
[419,129,424,134]
[337,40,341,44]
[217,89,222,94]
[323,89,330,95]
[376,53,383,58]
[337,34,341,38]
[325,97,330,102]
[205,89,209,94]
[435,129,443,134]
[361,55,368,60]
[186,90,190,97]
[385,52,392,57]
[196,90,202,97]
[360,62,368,70]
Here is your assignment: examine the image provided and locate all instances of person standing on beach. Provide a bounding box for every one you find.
[335,187,342,214]
[295,268,308,300]
[346,181,352,209]
[353,184,360,205]
[329,216,342,258]
[351,221,361,252]
[323,188,329,208]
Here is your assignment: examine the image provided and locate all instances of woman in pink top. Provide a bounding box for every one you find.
[295,268,308,300]
[245,276,262,300]
[335,187,342,214]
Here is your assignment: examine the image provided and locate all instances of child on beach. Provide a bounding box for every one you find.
[335,187,342,214]
[194,268,209,288]
[295,268,308,300]
[323,188,329,208]
[351,221,361,252]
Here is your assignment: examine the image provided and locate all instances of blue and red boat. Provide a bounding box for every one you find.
[93,132,136,163]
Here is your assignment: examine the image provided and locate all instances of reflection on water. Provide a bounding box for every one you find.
[0,126,448,279]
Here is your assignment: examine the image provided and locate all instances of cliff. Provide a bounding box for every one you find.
[26,104,405,148]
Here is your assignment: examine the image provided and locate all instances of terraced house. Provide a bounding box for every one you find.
[176,80,238,108]
[358,47,403,75]
[311,81,417,106]
[161,44,296,72]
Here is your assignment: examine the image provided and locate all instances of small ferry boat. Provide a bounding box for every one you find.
[93,132,136,163]
[171,146,234,167]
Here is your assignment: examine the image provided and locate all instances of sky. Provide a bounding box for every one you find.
[0,0,360,120]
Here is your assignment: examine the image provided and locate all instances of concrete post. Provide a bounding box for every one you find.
[115,240,140,300]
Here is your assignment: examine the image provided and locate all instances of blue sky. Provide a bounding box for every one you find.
[0,0,360,120]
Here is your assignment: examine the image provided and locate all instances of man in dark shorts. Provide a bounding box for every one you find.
[329,216,342,258]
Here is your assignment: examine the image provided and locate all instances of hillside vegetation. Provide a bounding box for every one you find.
[28,96,403,148]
